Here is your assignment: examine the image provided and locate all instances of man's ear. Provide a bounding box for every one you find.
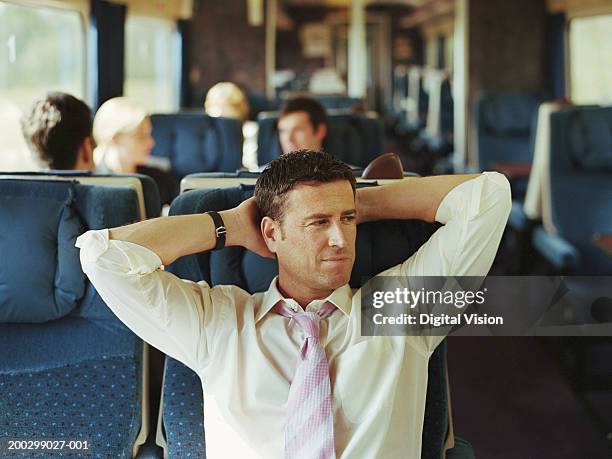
[315,123,327,145]
[261,216,280,253]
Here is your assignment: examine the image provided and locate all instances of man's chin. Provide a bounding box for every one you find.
[321,270,351,290]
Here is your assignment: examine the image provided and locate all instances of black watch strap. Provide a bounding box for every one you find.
[205,211,226,251]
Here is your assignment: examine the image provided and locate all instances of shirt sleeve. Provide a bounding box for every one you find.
[76,229,216,374]
[400,171,511,278]
[388,172,512,356]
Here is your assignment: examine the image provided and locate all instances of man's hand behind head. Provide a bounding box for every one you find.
[223,197,275,259]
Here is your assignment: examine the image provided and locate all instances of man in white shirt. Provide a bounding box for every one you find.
[77,150,511,458]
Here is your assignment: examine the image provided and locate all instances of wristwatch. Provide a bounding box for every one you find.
[205,211,226,251]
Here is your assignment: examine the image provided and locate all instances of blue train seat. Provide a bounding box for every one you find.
[311,95,363,111]
[532,105,612,274]
[0,171,162,219]
[178,173,420,195]
[0,179,149,457]
[150,113,243,178]
[475,92,541,173]
[157,184,473,459]
[256,110,384,167]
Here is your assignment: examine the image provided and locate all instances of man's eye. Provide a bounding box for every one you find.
[312,219,328,226]
[342,215,356,223]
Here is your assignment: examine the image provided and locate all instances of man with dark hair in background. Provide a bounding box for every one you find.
[78,150,511,458]
[20,92,94,171]
[277,96,328,154]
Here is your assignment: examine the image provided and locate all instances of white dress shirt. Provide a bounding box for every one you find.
[76,172,511,459]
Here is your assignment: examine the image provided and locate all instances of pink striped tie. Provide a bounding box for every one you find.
[275,300,337,459]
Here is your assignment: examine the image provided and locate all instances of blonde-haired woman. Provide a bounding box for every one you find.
[204,82,258,170]
[93,97,177,204]
[204,82,250,121]
[93,97,155,173]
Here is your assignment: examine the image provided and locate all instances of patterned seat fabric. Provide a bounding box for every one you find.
[0,356,141,458]
[0,179,145,457]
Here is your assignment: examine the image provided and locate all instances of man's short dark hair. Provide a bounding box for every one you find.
[279,96,327,130]
[255,150,356,221]
[20,92,92,169]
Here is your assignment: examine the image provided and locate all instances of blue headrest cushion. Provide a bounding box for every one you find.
[567,110,612,171]
[481,94,539,135]
[325,120,364,165]
[0,191,86,323]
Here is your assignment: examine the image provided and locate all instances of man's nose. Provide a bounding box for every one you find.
[328,222,347,248]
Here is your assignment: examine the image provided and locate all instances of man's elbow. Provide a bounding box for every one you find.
[486,172,512,220]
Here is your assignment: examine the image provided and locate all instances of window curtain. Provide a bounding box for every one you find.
[89,0,126,111]
[178,19,192,108]
[546,12,566,100]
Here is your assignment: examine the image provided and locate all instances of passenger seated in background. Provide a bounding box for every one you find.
[20,92,95,171]
[278,96,328,154]
[78,150,511,458]
[253,96,330,171]
[204,82,250,121]
[93,97,177,205]
[204,81,258,170]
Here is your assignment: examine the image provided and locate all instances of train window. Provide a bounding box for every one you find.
[569,14,612,104]
[124,15,180,113]
[0,1,85,171]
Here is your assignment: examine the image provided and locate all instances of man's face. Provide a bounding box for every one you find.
[278,111,327,154]
[266,180,357,299]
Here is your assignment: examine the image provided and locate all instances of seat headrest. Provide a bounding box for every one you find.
[0,181,85,323]
[480,93,539,135]
[150,113,243,176]
[0,171,162,218]
[256,112,382,167]
[567,110,612,171]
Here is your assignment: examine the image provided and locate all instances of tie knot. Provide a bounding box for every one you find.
[292,312,320,340]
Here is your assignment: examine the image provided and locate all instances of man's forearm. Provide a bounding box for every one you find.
[109,210,240,266]
[357,174,481,223]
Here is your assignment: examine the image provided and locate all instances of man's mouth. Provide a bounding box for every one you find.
[322,257,350,263]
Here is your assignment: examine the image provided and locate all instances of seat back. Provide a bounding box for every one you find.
[0,171,162,218]
[547,105,612,273]
[163,185,451,458]
[179,174,405,194]
[0,178,147,457]
[257,111,383,167]
[475,92,541,171]
[311,95,363,110]
[150,112,243,177]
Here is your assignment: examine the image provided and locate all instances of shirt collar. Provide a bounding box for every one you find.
[256,276,353,323]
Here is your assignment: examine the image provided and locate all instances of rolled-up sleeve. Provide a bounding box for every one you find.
[400,171,512,278]
[76,229,214,373]
[392,172,511,355]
